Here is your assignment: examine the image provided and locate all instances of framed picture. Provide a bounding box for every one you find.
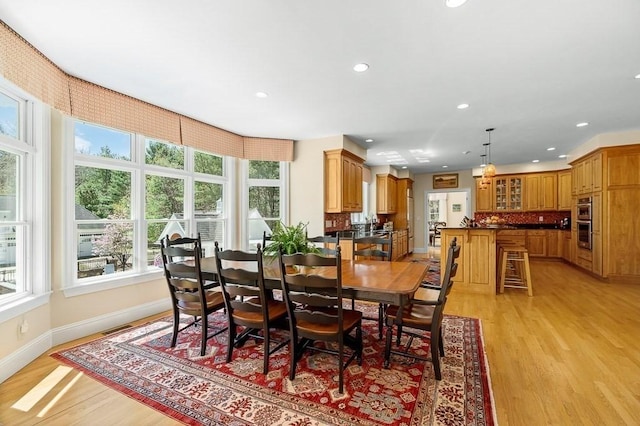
[452,203,462,212]
[433,173,458,189]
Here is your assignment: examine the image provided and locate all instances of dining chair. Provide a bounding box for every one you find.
[383,237,460,380]
[307,234,340,256]
[278,246,362,394]
[160,238,226,356]
[352,234,393,340]
[214,242,288,374]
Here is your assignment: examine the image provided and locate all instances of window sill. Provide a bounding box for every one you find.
[0,293,52,323]
[62,270,164,298]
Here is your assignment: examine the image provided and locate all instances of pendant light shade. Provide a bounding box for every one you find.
[483,128,496,177]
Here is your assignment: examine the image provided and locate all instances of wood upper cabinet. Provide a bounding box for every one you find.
[376,174,398,214]
[557,170,572,210]
[494,175,524,211]
[475,178,493,212]
[324,149,364,213]
[525,173,557,211]
[572,152,602,195]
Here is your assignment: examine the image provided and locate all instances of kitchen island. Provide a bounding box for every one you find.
[440,227,498,295]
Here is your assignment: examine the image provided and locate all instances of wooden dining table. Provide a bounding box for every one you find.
[199,256,429,308]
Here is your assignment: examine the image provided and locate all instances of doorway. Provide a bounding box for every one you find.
[425,189,470,248]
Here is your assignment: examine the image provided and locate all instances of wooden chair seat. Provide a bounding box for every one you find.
[232,298,288,323]
[296,309,362,336]
[386,304,436,328]
[177,291,225,313]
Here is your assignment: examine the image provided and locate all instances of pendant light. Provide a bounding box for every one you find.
[479,154,490,190]
[483,128,496,177]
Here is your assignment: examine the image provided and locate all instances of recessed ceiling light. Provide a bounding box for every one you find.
[457,103,469,109]
[635,74,640,79]
[547,147,556,151]
[402,166,408,169]
[365,138,374,143]
[532,160,540,163]
[480,162,487,167]
[442,165,448,168]
[445,0,468,8]
[558,154,567,158]
[353,63,369,72]
[255,91,269,98]
[576,122,589,127]
[462,150,471,155]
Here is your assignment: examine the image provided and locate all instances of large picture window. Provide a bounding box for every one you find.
[246,160,287,250]
[70,121,228,286]
[0,83,48,311]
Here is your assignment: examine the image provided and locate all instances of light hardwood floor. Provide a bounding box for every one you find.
[1,257,639,425]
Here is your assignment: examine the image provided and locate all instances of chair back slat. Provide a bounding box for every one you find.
[353,235,392,261]
[214,242,269,320]
[279,247,344,330]
[307,235,340,256]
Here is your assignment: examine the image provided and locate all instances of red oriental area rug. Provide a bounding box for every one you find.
[52,312,496,426]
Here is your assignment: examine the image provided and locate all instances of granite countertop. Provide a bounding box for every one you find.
[445,223,569,230]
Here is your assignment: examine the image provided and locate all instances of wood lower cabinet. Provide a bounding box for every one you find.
[526,230,547,257]
[561,231,572,261]
[392,229,408,260]
[440,228,496,295]
[324,149,364,213]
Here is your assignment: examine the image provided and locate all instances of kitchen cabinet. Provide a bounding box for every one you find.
[440,228,496,295]
[557,170,572,210]
[394,178,413,229]
[475,178,493,212]
[546,230,561,258]
[526,230,547,257]
[376,174,398,214]
[561,231,572,261]
[525,172,557,211]
[494,175,523,211]
[324,149,364,213]
[572,152,602,195]
[390,230,408,260]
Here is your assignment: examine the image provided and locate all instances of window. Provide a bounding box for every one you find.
[69,121,229,288]
[0,82,48,314]
[245,160,288,250]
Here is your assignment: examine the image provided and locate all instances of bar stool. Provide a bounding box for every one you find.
[499,246,533,296]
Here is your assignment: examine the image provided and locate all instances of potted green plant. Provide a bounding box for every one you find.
[261,221,320,256]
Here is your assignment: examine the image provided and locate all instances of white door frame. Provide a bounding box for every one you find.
[422,188,471,251]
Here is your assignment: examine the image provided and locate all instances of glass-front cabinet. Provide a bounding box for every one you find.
[494,176,523,211]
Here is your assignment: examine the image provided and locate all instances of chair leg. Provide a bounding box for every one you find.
[438,328,445,357]
[431,329,442,380]
[200,314,208,356]
[338,341,344,394]
[378,303,384,340]
[263,329,270,374]
[171,309,180,347]
[383,324,394,368]
[226,324,236,363]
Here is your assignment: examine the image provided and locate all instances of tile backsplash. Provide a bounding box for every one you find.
[474,211,570,225]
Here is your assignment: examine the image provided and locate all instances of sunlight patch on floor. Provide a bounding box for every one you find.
[11,365,72,412]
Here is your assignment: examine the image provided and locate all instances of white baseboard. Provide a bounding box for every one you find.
[0,299,170,384]
[51,299,171,346]
[0,331,52,384]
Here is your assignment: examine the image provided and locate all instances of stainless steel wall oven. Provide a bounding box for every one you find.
[577,197,592,221]
[577,220,592,250]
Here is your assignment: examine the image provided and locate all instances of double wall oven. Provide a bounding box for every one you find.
[576,197,592,250]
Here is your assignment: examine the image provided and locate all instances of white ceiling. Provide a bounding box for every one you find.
[1,0,639,173]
